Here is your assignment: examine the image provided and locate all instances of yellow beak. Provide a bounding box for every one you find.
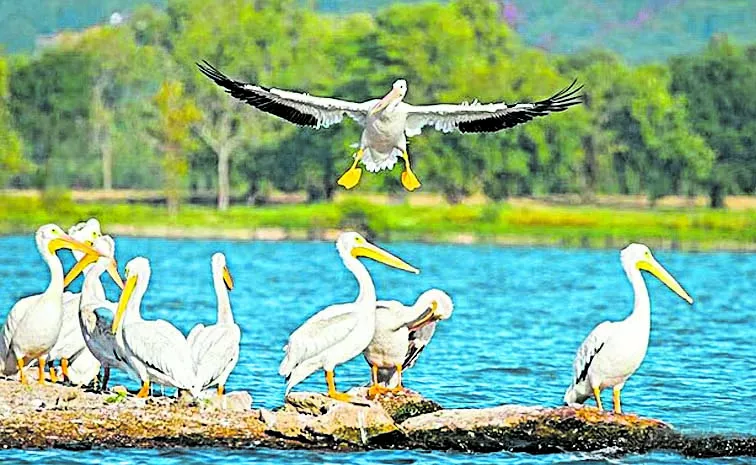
[370,87,401,115]
[63,253,98,287]
[408,301,438,331]
[223,266,234,291]
[112,274,137,334]
[638,258,693,304]
[49,236,105,287]
[351,241,419,274]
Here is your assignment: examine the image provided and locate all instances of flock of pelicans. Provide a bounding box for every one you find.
[0,69,693,413]
[0,219,693,413]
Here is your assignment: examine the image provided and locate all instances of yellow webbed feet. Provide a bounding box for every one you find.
[401,169,421,191]
[328,391,353,402]
[136,380,150,398]
[337,166,363,189]
[399,151,421,191]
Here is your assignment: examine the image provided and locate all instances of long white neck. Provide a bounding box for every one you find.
[213,268,233,324]
[399,299,432,327]
[42,251,65,297]
[623,261,651,327]
[124,276,148,325]
[81,262,107,308]
[342,254,375,306]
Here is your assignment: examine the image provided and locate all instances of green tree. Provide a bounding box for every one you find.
[670,36,756,207]
[151,80,201,215]
[0,54,25,186]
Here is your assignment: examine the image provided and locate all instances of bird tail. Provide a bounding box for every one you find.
[284,356,321,395]
[362,148,399,173]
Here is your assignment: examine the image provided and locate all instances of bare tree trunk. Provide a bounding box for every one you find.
[217,145,230,211]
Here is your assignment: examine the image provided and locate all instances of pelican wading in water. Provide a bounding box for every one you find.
[0,225,105,384]
[197,61,583,191]
[364,289,454,397]
[46,218,106,383]
[563,243,693,413]
[113,257,199,397]
[279,232,419,401]
[187,253,240,396]
[76,235,129,390]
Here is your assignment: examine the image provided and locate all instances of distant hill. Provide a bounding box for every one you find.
[1,0,755,61]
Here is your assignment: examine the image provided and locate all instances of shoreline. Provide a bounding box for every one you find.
[1,224,754,252]
[0,377,753,457]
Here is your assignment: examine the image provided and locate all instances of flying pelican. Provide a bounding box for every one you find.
[363,289,453,397]
[46,218,105,382]
[0,224,105,384]
[112,257,199,397]
[187,253,240,396]
[563,243,693,413]
[197,61,583,191]
[279,232,419,401]
[75,235,130,390]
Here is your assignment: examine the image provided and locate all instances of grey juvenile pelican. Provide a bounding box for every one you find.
[563,243,693,413]
[113,257,199,397]
[364,289,453,397]
[187,252,240,396]
[197,61,583,191]
[0,224,105,384]
[75,235,129,390]
[279,232,419,401]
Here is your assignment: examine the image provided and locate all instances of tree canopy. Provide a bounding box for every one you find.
[0,0,751,209]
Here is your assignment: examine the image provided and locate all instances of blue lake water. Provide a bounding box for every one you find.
[0,236,755,464]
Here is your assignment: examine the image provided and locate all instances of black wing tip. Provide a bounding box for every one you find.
[196,60,230,85]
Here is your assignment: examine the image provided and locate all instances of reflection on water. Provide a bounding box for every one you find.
[1,237,754,464]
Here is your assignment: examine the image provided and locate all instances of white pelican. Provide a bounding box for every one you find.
[187,253,240,396]
[0,224,105,384]
[279,232,419,401]
[46,218,105,382]
[112,257,199,397]
[75,235,130,390]
[563,243,693,413]
[197,61,583,191]
[364,289,453,396]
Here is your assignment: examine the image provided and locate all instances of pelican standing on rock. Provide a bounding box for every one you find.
[197,61,583,191]
[0,224,105,384]
[47,218,105,382]
[187,253,240,396]
[563,243,693,413]
[113,257,199,397]
[279,232,419,400]
[364,289,454,396]
[76,236,129,390]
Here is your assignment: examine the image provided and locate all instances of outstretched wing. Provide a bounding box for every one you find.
[404,80,583,136]
[571,320,615,385]
[197,61,374,128]
[404,322,437,369]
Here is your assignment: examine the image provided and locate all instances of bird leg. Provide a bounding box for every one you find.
[613,387,622,414]
[337,148,364,189]
[399,151,421,191]
[390,363,404,393]
[367,364,391,398]
[16,358,27,385]
[61,358,69,382]
[136,380,150,398]
[37,357,47,384]
[101,366,110,392]
[592,386,603,411]
[217,384,224,397]
[325,370,351,402]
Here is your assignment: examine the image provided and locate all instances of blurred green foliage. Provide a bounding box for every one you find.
[0,0,753,210]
